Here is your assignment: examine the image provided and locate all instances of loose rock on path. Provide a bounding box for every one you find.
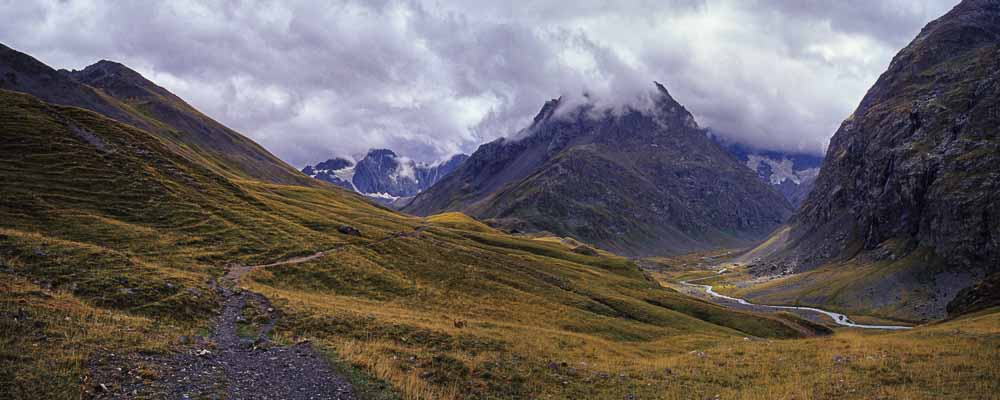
[89,264,356,400]
[89,224,429,399]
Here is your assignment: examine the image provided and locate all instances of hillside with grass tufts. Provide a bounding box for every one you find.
[1,15,999,397]
[0,84,832,399]
[0,43,314,186]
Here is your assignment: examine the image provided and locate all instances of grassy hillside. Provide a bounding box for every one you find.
[718,252,959,323]
[0,88,829,399]
[0,42,314,186]
[2,84,997,398]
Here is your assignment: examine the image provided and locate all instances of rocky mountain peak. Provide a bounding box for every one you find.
[652,81,680,108]
[79,59,134,75]
[531,97,562,127]
[406,80,792,255]
[525,82,691,134]
[303,150,469,206]
[365,148,398,159]
[66,59,176,102]
[0,42,313,186]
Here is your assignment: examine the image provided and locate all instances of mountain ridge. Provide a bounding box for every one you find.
[0,42,315,186]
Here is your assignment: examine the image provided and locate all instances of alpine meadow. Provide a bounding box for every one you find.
[1,1,998,399]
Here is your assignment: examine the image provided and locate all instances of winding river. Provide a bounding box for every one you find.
[681,276,913,330]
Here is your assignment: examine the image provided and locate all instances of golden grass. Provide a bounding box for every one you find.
[426,212,500,234]
[2,89,997,399]
[712,250,944,322]
[0,275,188,400]
[246,265,1000,399]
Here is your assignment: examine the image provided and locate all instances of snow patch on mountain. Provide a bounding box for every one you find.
[746,155,818,185]
[709,134,823,209]
[333,165,356,186]
[365,192,400,201]
[303,149,468,207]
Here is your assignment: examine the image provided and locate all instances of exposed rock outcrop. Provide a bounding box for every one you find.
[756,0,1000,319]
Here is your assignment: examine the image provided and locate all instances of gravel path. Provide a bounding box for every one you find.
[89,265,356,400]
[207,276,356,400]
[89,225,427,399]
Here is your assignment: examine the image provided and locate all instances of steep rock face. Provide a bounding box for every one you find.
[353,149,419,196]
[0,43,312,186]
[757,0,1000,318]
[406,83,793,255]
[417,153,468,190]
[303,150,468,205]
[303,158,356,190]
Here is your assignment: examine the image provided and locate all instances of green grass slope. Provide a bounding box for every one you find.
[0,89,821,399]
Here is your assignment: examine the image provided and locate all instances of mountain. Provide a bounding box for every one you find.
[3,35,998,400]
[0,84,822,400]
[0,45,820,400]
[303,157,358,190]
[303,150,468,206]
[0,43,314,186]
[744,0,1000,320]
[405,83,794,256]
[712,137,823,208]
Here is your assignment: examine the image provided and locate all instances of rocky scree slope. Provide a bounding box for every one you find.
[754,0,1000,319]
[405,83,793,256]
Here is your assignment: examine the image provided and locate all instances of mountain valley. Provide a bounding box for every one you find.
[712,138,823,209]
[2,1,1000,399]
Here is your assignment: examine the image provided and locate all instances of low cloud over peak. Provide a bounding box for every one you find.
[1,0,957,164]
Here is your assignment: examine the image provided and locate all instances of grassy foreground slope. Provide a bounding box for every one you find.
[0,88,829,399]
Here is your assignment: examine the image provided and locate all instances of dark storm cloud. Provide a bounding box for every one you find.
[0,0,958,165]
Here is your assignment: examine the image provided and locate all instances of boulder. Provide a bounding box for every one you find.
[337,225,362,236]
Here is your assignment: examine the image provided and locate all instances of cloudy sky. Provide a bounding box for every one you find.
[2,0,958,166]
